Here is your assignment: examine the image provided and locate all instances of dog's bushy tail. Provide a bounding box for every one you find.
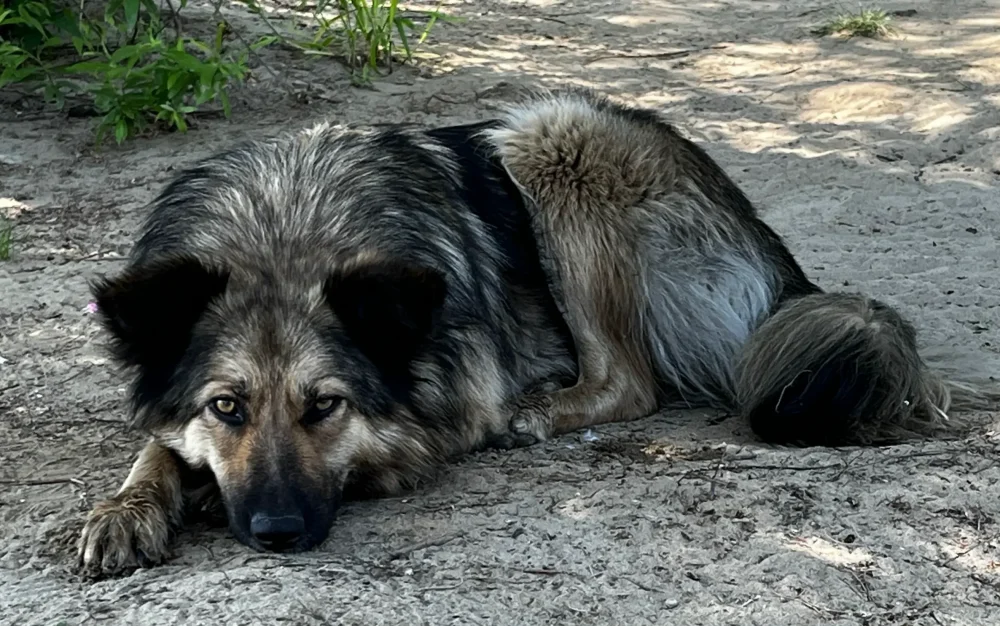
[734,292,999,446]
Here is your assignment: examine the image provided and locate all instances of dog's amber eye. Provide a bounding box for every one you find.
[209,397,244,425]
[302,396,342,425]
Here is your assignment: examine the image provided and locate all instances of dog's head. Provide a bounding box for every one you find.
[91,255,446,552]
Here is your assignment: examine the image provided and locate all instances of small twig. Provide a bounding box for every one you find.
[795,596,845,617]
[161,0,183,36]
[584,43,727,66]
[704,67,801,83]
[0,477,85,487]
[722,462,845,472]
[584,49,699,65]
[938,540,983,565]
[418,583,463,592]
[620,575,657,592]
[522,568,564,576]
[387,531,465,560]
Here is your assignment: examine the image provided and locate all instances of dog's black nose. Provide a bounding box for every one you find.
[250,512,306,550]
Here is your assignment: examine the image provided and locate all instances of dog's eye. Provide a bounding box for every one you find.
[302,396,343,425]
[209,397,244,425]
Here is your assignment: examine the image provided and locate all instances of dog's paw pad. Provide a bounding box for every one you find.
[77,493,170,579]
[508,396,553,443]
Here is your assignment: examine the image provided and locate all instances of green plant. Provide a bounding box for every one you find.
[1,0,455,143]
[1,0,273,144]
[281,0,454,84]
[0,218,13,261]
[68,24,269,143]
[814,6,894,39]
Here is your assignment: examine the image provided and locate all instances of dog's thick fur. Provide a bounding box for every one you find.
[77,88,996,577]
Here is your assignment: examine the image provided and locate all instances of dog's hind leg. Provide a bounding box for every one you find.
[503,223,659,442]
[77,439,185,578]
[483,94,665,443]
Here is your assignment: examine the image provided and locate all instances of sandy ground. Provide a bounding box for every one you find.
[2,0,1000,624]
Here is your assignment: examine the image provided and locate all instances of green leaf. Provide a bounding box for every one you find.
[199,66,216,92]
[109,44,142,64]
[62,60,113,75]
[123,0,141,32]
[115,119,129,144]
[104,0,125,22]
[395,19,412,59]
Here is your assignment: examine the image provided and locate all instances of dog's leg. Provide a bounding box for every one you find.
[77,439,184,578]
[483,94,676,444]
[507,224,659,443]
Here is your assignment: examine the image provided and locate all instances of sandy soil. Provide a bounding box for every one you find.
[2,1,1000,624]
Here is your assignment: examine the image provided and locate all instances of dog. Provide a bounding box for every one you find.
[76,87,995,578]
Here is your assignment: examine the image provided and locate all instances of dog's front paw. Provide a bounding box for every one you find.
[508,394,554,445]
[77,490,171,579]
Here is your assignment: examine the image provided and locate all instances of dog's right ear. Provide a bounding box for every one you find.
[323,259,447,387]
[90,257,230,372]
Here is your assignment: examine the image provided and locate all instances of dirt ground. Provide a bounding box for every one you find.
[2,0,1000,624]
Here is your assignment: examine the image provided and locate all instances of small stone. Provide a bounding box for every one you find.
[664,599,679,609]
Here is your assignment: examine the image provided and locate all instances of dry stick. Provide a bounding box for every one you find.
[161,0,183,37]
[584,44,728,66]
[584,49,698,66]
[387,531,465,560]
[0,477,85,487]
[522,568,563,576]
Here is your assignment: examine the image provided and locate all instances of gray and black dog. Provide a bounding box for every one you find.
[77,87,994,578]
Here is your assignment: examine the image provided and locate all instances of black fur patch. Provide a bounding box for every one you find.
[324,261,448,401]
[91,257,230,424]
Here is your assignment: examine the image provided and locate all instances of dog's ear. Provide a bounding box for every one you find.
[90,257,230,372]
[323,260,447,381]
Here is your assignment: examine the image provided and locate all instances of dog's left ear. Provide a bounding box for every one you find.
[323,260,447,379]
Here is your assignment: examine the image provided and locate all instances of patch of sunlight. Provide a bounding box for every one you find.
[691,54,803,82]
[786,535,875,567]
[801,82,911,124]
[955,16,1000,28]
[800,82,972,133]
[721,41,821,60]
[633,91,692,108]
[0,198,32,219]
[604,9,693,28]
[960,57,1000,87]
[909,33,1000,59]
[697,122,801,153]
[78,356,110,366]
[939,536,1000,574]
[916,173,996,190]
[768,146,874,165]
[553,494,599,521]
[909,103,973,134]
